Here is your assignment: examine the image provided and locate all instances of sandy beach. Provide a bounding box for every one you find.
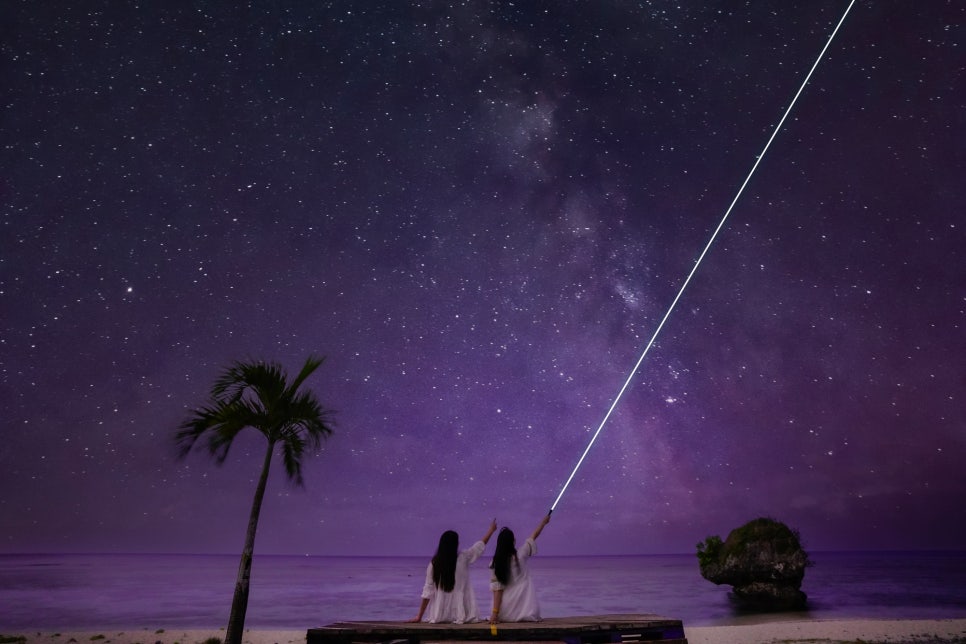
[3,619,965,644]
[685,618,966,643]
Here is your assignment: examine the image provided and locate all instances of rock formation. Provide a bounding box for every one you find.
[696,517,811,610]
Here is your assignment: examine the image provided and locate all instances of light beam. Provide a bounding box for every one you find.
[549,0,857,514]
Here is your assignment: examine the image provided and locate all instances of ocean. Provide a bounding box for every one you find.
[1,552,964,631]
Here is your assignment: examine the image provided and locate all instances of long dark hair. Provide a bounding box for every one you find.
[431,530,459,592]
[490,527,517,585]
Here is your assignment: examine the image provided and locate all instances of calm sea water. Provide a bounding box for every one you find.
[0,552,964,631]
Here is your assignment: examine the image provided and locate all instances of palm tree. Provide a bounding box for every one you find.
[176,355,335,644]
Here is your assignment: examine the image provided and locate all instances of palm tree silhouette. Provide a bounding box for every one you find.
[176,355,335,644]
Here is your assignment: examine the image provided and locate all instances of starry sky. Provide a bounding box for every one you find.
[2,1,963,557]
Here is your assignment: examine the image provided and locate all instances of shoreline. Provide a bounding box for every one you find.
[2,618,965,644]
[685,617,966,643]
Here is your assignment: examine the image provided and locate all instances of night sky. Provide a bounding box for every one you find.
[2,2,963,557]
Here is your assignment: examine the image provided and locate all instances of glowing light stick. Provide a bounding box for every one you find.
[549,0,857,514]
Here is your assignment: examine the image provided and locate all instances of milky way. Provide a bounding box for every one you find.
[2,1,963,556]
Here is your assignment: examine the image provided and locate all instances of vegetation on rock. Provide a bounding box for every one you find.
[696,517,811,611]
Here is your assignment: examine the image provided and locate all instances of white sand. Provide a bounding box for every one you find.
[4,619,966,644]
[0,630,305,644]
[684,618,966,643]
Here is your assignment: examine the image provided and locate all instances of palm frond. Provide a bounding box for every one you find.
[280,436,306,486]
[286,393,335,443]
[286,355,324,399]
[177,399,260,463]
[214,360,286,406]
[176,354,335,484]
[204,401,261,463]
[175,404,221,458]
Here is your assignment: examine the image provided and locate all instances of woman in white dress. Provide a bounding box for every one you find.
[488,514,550,623]
[408,519,497,623]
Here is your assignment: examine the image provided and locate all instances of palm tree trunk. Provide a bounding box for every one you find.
[225,439,276,644]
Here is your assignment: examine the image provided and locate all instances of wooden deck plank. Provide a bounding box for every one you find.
[307,613,687,644]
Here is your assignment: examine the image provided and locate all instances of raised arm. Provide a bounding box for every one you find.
[482,518,498,544]
[530,514,550,542]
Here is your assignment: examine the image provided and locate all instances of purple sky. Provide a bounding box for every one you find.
[2,2,963,557]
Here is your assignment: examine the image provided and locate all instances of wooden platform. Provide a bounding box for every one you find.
[306,614,687,644]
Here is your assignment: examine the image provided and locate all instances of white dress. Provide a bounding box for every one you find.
[490,537,540,621]
[420,540,487,623]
